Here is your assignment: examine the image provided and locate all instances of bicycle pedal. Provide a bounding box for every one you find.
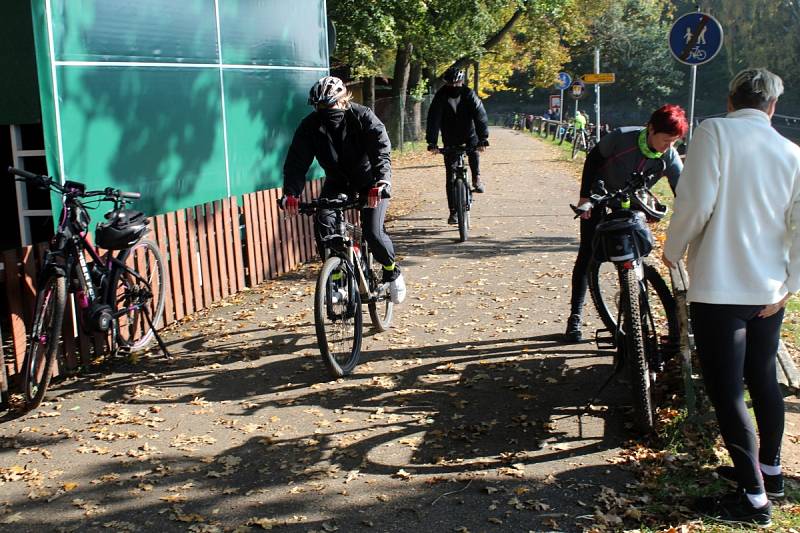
[595,328,617,350]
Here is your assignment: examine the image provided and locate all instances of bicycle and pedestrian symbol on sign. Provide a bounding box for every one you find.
[668,12,723,66]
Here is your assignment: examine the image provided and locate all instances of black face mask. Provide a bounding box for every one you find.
[445,85,461,97]
[318,108,346,129]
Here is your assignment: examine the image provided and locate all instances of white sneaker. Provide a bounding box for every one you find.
[389,272,406,304]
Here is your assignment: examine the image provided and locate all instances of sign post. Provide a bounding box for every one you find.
[555,72,571,122]
[669,12,723,141]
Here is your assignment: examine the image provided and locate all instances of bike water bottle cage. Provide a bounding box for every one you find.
[638,128,663,159]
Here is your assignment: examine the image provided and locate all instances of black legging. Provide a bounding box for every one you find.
[315,182,395,266]
[691,302,785,495]
[444,149,480,212]
[568,209,602,316]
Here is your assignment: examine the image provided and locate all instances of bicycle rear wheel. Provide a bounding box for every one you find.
[620,267,655,433]
[23,273,66,410]
[589,260,678,349]
[456,178,469,242]
[111,239,167,352]
[315,256,362,377]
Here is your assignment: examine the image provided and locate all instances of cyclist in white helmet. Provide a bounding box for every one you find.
[278,76,406,304]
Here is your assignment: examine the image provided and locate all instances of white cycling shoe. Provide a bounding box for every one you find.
[389,273,406,304]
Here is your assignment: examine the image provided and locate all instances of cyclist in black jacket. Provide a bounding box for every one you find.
[279,76,406,304]
[426,67,490,224]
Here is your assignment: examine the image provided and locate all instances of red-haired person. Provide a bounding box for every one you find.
[564,104,688,342]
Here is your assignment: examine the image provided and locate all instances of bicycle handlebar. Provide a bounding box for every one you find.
[8,166,141,202]
[568,160,667,218]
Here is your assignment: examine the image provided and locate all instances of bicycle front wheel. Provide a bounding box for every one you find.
[589,260,678,348]
[620,267,655,433]
[24,273,66,410]
[571,133,582,159]
[315,256,363,378]
[111,239,167,352]
[455,178,469,242]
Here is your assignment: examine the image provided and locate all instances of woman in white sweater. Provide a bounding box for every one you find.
[663,68,800,527]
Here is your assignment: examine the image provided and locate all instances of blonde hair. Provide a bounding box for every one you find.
[729,68,784,111]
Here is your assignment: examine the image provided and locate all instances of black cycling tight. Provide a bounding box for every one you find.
[691,302,785,494]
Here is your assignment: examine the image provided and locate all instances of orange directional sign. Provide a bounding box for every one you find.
[581,73,615,84]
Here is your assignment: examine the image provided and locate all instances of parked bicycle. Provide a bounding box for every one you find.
[291,194,393,378]
[571,124,598,160]
[439,145,473,242]
[7,167,169,410]
[571,165,680,432]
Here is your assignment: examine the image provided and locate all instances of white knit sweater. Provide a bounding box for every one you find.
[664,108,800,305]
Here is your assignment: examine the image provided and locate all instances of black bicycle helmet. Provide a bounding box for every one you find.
[95,208,149,250]
[631,189,668,222]
[308,76,347,106]
[442,67,465,84]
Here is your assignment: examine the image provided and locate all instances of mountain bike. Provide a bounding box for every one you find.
[8,167,169,410]
[440,145,473,242]
[571,166,679,432]
[293,194,393,378]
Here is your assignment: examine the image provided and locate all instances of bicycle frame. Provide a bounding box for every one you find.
[314,201,380,302]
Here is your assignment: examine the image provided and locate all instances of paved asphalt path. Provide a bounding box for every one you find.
[0,128,643,532]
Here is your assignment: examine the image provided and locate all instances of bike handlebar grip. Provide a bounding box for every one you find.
[8,166,40,180]
[120,191,141,199]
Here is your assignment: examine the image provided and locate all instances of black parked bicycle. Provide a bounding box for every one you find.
[571,166,679,432]
[293,194,393,378]
[439,145,473,242]
[8,167,169,410]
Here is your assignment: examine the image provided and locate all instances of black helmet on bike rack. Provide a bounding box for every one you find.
[308,76,347,107]
[631,188,668,222]
[442,67,465,84]
[95,208,149,250]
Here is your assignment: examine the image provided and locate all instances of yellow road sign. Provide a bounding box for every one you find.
[582,73,615,84]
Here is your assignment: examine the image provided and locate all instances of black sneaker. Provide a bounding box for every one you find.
[447,212,457,225]
[472,178,485,193]
[693,490,771,526]
[716,465,785,498]
[564,314,582,342]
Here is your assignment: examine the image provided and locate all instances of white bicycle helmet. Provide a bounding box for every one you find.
[443,67,465,84]
[308,76,347,106]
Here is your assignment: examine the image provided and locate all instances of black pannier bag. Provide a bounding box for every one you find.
[592,210,653,263]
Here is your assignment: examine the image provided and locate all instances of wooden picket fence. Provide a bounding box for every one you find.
[0,179,341,387]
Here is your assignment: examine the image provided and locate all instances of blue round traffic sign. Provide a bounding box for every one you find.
[555,72,571,90]
[669,12,723,66]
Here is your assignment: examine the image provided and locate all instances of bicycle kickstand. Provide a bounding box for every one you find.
[143,306,172,360]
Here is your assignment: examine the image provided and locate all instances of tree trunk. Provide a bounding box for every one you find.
[363,76,375,109]
[390,42,413,150]
[407,61,423,142]
[473,61,480,94]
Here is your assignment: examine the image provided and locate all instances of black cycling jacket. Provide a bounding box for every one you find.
[426,85,489,148]
[283,103,392,197]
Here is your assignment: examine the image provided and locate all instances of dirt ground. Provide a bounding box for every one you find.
[1,127,799,532]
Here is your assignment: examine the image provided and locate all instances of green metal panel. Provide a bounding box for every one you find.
[58,66,228,215]
[30,2,60,180]
[30,0,328,218]
[219,0,327,67]
[225,69,322,194]
[52,0,219,63]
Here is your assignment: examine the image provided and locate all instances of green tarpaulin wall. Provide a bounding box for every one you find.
[30,0,328,216]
